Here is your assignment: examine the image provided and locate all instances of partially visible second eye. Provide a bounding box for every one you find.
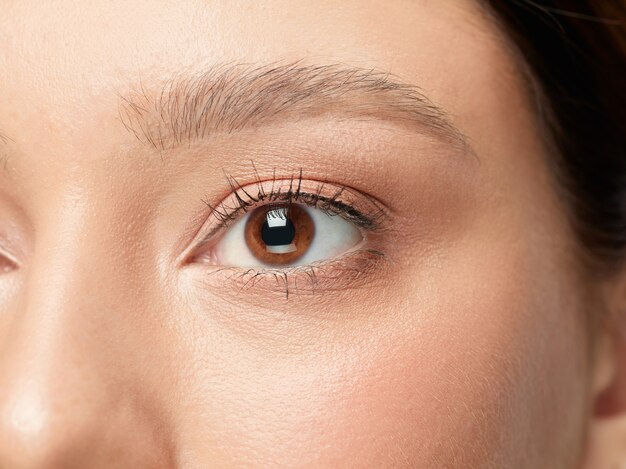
[0,246,17,275]
[0,259,13,274]
[213,203,363,268]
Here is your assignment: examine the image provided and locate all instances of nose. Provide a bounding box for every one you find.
[0,229,174,468]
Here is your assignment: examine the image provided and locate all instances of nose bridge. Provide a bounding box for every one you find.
[0,206,171,468]
[0,333,103,467]
[0,215,121,466]
[12,188,149,343]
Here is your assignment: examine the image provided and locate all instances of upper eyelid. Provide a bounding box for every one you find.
[207,190,380,230]
[200,189,380,243]
[209,172,383,215]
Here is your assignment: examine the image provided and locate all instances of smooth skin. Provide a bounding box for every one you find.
[0,1,625,467]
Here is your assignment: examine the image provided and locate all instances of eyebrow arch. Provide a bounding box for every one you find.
[117,62,472,154]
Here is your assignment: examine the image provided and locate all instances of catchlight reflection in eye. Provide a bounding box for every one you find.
[214,203,363,268]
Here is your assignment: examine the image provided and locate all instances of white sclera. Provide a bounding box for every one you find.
[215,205,363,268]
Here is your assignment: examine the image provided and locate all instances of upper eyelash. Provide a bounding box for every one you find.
[201,168,386,236]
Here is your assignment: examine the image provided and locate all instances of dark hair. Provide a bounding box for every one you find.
[486,0,626,269]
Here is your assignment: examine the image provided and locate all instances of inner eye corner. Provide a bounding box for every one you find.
[0,253,19,274]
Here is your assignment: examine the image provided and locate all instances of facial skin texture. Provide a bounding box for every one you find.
[0,0,625,467]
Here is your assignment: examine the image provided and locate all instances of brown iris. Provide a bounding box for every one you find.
[244,204,315,265]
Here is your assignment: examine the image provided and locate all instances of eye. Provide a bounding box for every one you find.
[185,174,388,281]
[213,202,363,268]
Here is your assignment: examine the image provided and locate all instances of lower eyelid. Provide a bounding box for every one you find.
[193,248,388,300]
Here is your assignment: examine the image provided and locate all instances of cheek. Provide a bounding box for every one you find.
[363,232,591,466]
[170,235,590,468]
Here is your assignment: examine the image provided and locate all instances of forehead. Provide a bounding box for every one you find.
[0,1,512,126]
[0,1,492,71]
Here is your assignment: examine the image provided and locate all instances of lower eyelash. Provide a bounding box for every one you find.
[204,248,387,300]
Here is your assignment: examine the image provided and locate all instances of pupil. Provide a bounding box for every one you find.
[261,209,296,246]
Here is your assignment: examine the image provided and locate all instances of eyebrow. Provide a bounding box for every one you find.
[118,62,472,154]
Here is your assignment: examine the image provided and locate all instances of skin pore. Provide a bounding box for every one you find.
[0,1,624,467]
